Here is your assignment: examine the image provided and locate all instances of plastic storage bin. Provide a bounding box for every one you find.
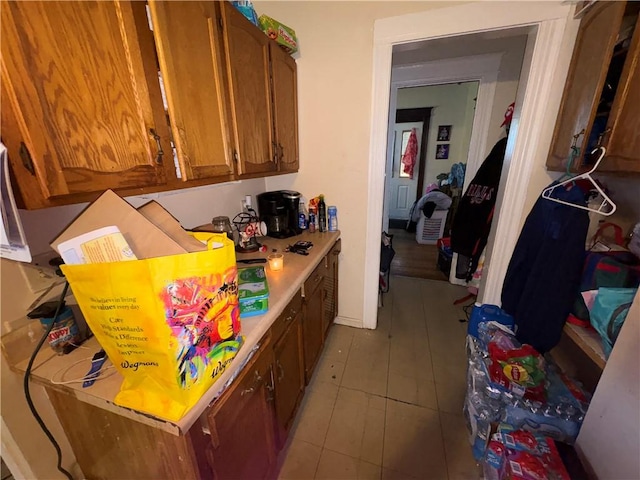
[416,209,448,245]
[468,304,515,338]
[238,266,270,317]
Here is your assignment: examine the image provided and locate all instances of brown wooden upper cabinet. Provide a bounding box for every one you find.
[2,0,299,209]
[547,1,640,173]
[221,2,299,177]
[1,1,171,208]
[270,43,300,173]
[147,1,235,183]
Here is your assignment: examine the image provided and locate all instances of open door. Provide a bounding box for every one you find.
[388,122,423,221]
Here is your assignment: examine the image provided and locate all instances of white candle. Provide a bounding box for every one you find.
[268,253,284,271]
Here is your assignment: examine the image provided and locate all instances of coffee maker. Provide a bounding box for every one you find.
[257,190,301,238]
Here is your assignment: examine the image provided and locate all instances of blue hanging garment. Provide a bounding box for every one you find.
[501,180,590,353]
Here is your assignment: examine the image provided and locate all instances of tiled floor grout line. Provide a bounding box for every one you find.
[428,285,460,480]
[340,383,442,412]
[313,323,357,479]
[379,284,396,480]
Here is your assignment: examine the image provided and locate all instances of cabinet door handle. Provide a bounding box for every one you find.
[278,143,284,162]
[266,368,275,403]
[277,360,285,382]
[597,127,612,147]
[241,370,262,396]
[314,274,322,284]
[272,141,279,165]
[285,308,297,323]
[149,129,164,165]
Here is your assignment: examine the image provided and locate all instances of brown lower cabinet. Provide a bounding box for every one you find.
[206,337,278,480]
[46,387,214,479]
[322,239,341,337]
[272,297,305,445]
[302,264,326,384]
[41,241,341,479]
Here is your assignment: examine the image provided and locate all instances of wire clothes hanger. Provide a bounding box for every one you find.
[541,146,617,216]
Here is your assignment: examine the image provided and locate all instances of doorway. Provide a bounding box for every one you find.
[387,110,430,225]
[363,2,576,329]
[385,82,480,281]
[381,28,530,289]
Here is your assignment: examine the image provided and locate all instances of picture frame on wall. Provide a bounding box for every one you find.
[436,144,450,160]
[437,125,452,142]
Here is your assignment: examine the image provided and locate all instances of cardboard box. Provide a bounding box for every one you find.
[258,15,298,54]
[51,190,191,259]
[137,200,206,253]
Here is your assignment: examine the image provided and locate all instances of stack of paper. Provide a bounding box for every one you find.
[57,226,136,265]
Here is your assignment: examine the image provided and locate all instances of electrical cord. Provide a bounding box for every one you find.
[23,281,74,480]
[50,358,115,385]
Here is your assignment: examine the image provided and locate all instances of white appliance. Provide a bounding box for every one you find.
[0,142,31,262]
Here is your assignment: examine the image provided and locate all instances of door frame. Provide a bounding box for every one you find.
[385,108,431,225]
[363,2,574,329]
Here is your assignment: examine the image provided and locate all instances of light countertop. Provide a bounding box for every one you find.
[8,231,340,436]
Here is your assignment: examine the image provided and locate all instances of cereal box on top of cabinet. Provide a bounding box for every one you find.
[258,14,298,54]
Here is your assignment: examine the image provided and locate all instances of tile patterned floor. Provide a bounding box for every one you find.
[277,275,480,480]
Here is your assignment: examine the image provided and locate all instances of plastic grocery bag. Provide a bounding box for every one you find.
[62,234,242,421]
[590,287,637,357]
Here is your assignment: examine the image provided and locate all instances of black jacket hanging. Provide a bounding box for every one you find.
[450,137,508,280]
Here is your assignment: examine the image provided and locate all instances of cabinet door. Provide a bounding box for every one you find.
[303,267,325,383]
[273,311,305,444]
[147,1,235,181]
[323,239,341,337]
[604,14,640,172]
[547,1,626,170]
[270,43,299,173]
[207,340,277,480]
[1,1,168,203]
[221,2,277,177]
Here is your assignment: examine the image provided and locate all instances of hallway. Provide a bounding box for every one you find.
[387,229,447,282]
[278,275,478,479]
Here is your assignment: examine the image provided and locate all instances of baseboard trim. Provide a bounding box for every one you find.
[333,316,364,329]
[388,219,407,229]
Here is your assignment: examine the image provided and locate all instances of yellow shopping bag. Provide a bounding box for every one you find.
[62,234,242,422]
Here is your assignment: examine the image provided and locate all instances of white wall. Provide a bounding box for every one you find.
[396,82,478,190]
